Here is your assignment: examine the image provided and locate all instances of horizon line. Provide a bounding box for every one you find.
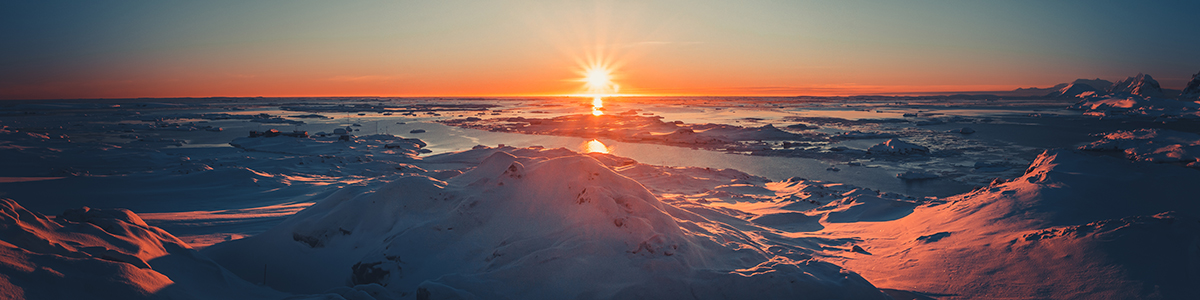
[0,91,1058,102]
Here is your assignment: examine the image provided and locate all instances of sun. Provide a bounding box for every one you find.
[578,64,619,96]
[584,68,612,92]
[580,66,617,116]
[575,62,620,116]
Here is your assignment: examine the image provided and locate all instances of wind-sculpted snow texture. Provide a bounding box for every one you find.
[820,149,1200,299]
[203,148,888,299]
[0,199,283,299]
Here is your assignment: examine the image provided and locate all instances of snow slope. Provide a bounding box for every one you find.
[818,149,1200,299]
[203,148,888,299]
[0,199,283,299]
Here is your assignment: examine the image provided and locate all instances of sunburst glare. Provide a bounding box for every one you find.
[584,69,611,92]
[580,64,618,116]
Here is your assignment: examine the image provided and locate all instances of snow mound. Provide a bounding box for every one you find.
[204,151,886,299]
[867,139,929,155]
[1079,129,1200,166]
[0,198,280,299]
[831,149,1200,298]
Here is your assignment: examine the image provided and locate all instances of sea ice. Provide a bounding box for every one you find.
[867,139,929,155]
[1079,128,1200,166]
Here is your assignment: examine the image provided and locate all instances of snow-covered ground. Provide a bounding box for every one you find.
[2,94,1199,299]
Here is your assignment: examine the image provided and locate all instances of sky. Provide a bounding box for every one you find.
[2,0,1198,99]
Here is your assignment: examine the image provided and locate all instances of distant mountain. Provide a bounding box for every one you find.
[1038,73,1191,99]
[1109,73,1166,98]
[1181,71,1200,101]
[1075,78,1115,91]
[1047,83,1099,98]
[898,71,1197,100]
[1045,78,1114,98]
[999,84,1063,97]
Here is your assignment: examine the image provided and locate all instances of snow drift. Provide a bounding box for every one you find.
[0,199,280,299]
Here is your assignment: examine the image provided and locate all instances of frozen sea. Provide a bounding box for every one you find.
[3,95,1199,299]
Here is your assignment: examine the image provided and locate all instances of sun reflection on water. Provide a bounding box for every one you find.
[583,139,609,153]
[591,96,604,116]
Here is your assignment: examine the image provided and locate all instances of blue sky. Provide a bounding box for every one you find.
[2,0,1197,98]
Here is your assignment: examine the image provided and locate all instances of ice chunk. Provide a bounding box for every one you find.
[1079,129,1200,165]
[867,139,929,155]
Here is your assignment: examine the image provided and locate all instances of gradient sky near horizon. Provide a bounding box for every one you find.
[2,0,1198,99]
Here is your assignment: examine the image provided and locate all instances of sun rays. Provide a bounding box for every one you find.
[578,63,619,116]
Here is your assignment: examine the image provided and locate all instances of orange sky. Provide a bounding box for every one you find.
[2,1,1198,100]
